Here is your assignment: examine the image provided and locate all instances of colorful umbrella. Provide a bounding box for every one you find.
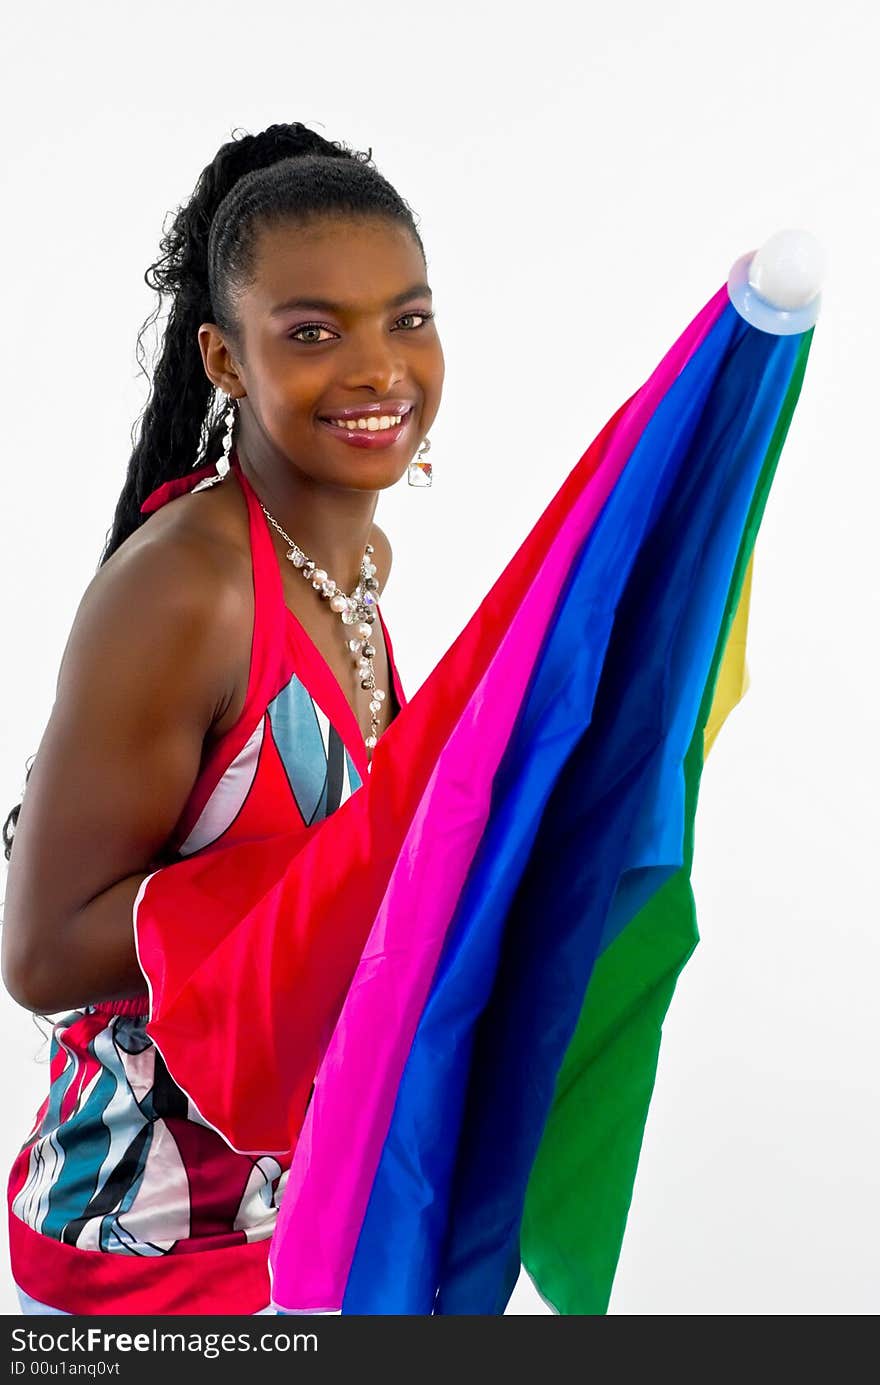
[133,229,823,1315]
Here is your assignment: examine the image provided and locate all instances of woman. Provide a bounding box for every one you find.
[2,121,443,1314]
[2,121,819,1317]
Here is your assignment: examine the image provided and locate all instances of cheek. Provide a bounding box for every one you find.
[258,350,326,417]
[420,341,446,408]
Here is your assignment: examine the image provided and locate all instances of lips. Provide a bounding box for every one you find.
[318,401,415,422]
[318,413,413,449]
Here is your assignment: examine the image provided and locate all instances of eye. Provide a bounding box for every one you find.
[288,323,338,344]
[395,311,435,330]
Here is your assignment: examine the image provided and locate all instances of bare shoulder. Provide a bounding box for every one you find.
[96,487,249,638]
[123,473,251,574]
[66,483,253,724]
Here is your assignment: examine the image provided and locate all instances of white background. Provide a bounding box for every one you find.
[1,0,877,1316]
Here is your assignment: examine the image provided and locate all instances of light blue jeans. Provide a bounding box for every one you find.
[15,1283,280,1315]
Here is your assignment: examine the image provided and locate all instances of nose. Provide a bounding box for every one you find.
[342,330,407,396]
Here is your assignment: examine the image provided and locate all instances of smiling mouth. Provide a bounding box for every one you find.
[316,407,416,449]
[318,405,414,432]
[317,415,412,445]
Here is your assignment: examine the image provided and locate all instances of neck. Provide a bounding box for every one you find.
[234,433,379,595]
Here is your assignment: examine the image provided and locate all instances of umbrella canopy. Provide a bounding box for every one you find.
[132,231,822,1315]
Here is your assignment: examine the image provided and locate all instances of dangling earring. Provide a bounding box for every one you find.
[408,436,432,487]
[192,393,237,491]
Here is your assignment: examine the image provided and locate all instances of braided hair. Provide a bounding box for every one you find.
[3,122,425,861]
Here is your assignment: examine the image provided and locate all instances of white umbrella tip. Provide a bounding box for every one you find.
[727,230,825,334]
[748,229,826,310]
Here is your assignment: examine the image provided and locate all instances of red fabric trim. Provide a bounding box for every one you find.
[91,995,149,1017]
[139,460,219,515]
[9,1210,273,1315]
[163,456,292,855]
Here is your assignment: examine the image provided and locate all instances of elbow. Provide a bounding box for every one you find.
[2,936,62,1015]
[3,968,49,1017]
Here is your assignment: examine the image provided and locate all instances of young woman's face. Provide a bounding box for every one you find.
[222,214,444,491]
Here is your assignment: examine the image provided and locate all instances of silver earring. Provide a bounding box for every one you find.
[408,436,432,487]
[192,394,237,491]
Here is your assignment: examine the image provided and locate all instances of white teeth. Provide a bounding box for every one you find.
[328,413,404,430]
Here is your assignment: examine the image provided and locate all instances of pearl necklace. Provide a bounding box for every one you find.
[258,502,387,755]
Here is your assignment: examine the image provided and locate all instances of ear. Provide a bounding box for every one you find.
[197,323,245,396]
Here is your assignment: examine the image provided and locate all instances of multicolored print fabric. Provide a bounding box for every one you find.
[11,1007,290,1256]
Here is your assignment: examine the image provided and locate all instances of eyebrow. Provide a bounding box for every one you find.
[269,282,433,316]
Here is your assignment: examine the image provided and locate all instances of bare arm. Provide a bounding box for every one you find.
[1,528,243,1014]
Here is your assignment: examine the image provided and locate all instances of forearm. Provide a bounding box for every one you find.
[11,870,154,1015]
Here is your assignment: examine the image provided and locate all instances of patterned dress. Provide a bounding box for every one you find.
[7,454,406,1314]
